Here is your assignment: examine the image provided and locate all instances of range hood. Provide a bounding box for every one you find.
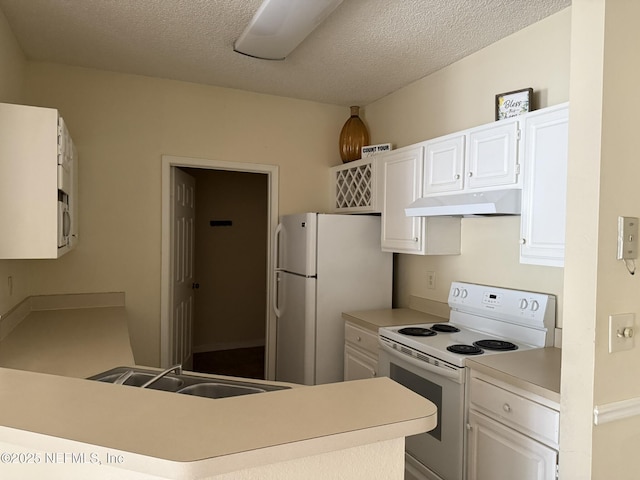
[405,189,522,217]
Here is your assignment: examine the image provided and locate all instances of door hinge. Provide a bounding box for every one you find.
[517,128,522,141]
[556,463,560,479]
[515,163,521,175]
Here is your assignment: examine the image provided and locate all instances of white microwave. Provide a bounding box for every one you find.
[58,197,71,248]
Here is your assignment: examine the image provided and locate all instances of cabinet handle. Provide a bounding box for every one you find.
[520,238,526,245]
[356,336,362,342]
[414,237,419,242]
[454,174,460,180]
[466,423,473,431]
[468,172,473,177]
[503,403,512,413]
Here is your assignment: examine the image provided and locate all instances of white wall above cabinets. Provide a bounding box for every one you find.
[519,103,569,267]
[379,145,461,255]
[0,103,78,259]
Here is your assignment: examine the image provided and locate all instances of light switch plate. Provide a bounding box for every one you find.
[609,313,635,353]
[617,216,639,260]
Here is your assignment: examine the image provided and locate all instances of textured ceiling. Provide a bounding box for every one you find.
[0,0,570,106]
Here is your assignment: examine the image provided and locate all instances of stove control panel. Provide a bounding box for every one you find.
[483,292,503,306]
[448,282,556,346]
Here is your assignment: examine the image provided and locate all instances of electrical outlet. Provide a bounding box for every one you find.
[609,313,635,353]
[427,271,436,289]
[617,216,639,260]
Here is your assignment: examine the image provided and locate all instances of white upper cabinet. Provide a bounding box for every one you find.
[330,157,381,213]
[0,103,79,259]
[423,133,466,194]
[380,145,461,255]
[423,119,521,195]
[380,145,424,254]
[467,120,520,190]
[519,103,569,267]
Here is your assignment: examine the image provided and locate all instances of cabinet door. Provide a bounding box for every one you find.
[519,104,569,267]
[380,146,425,254]
[467,410,558,480]
[423,133,465,194]
[467,120,520,190]
[344,345,377,381]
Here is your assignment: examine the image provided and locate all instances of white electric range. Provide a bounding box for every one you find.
[378,281,556,480]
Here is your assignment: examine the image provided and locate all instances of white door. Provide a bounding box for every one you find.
[171,167,196,368]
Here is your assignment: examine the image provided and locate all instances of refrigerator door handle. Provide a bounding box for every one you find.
[273,270,282,318]
[273,222,283,270]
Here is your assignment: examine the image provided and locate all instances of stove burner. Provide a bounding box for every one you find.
[447,344,483,355]
[398,327,436,337]
[473,339,518,351]
[431,324,460,333]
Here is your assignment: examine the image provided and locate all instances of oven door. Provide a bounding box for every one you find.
[379,346,465,480]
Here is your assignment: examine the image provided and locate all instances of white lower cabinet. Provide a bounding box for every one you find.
[344,322,379,381]
[466,411,557,480]
[466,371,559,480]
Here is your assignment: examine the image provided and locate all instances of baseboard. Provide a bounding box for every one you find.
[193,338,265,354]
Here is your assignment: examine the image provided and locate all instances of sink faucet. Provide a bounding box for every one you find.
[140,364,183,389]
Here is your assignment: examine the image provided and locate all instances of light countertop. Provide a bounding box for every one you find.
[466,347,561,403]
[0,367,437,478]
[0,293,134,378]
[343,307,448,332]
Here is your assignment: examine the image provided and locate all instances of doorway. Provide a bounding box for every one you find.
[161,155,279,380]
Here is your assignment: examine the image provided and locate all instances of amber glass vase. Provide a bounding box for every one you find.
[339,106,370,163]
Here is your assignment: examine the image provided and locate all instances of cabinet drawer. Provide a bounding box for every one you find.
[344,322,379,355]
[469,377,559,446]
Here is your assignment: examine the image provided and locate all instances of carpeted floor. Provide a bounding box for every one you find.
[192,346,265,380]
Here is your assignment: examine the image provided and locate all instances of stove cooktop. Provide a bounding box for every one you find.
[379,282,556,368]
[379,322,536,368]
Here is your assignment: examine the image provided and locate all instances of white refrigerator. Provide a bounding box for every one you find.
[273,213,392,385]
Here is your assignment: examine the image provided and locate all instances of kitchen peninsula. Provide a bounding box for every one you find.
[0,294,437,480]
[0,369,436,480]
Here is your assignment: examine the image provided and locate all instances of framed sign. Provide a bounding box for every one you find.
[495,88,533,120]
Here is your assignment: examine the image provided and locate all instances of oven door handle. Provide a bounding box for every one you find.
[379,342,463,383]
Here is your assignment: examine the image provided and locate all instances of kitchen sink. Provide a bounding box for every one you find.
[177,383,267,398]
[88,367,289,398]
[92,372,184,391]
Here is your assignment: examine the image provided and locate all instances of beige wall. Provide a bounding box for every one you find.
[20,63,346,366]
[564,1,640,478]
[190,169,268,351]
[0,7,31,318]
[365,8,571,327]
